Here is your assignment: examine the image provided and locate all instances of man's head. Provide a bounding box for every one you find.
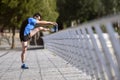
[33,13,41,21]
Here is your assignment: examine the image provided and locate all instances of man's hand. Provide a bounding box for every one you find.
[52,22,58,26]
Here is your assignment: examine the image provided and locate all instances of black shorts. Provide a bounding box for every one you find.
[20,34,31,42]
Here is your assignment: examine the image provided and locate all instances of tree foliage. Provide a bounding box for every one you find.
[0,0,120,48]
[0,0,58,48]
[57,0,120,28]
[0,0,58,28]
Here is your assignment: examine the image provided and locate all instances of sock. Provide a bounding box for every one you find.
[22,63,25,66]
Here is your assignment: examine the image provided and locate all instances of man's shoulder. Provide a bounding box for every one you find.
[28,17,35,20]
[28,17,37,24]
[28,17,36,21]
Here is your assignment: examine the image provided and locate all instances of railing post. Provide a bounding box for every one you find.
[81,27,100,79]
[106,23,120,69]
[95,24,120,80]
[43,14,120,80]
[75,29,90,73]
[87,27,112,80]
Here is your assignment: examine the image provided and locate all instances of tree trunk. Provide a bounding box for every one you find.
[11,26,15,49]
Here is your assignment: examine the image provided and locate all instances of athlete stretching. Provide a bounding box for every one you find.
[19,13,57,69]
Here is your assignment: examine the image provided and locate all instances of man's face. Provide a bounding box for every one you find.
[37,16,41,21]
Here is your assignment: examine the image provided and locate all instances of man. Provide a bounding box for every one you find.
[19,13,57,69]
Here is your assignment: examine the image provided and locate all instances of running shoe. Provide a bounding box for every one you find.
[21,64,29,69]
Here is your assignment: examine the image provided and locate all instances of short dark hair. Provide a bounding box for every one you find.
[33,13,41,18]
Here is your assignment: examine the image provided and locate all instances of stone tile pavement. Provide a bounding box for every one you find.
[0,48,92,80]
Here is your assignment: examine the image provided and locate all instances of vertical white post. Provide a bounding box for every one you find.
[87,27,112,80]
[75,29,87,72]
[81,28,95,76]
[81,27,100,79]
[106,23,120,69]
[76,29,89,73]
[95,25,120,80]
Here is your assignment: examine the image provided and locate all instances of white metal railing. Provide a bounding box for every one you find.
[42,14,120,80]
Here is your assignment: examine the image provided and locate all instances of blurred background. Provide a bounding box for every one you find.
[0,0,120,49]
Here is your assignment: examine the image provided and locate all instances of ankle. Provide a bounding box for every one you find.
[22,62,25,65]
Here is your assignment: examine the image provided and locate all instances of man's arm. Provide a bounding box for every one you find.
[36,20,57,26]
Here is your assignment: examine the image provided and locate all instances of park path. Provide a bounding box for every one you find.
[0,48,91,80]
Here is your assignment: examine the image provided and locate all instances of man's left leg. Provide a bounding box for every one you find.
[30,27,47,37]
[21,41,29,69]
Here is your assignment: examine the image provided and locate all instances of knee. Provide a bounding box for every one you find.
[22,46,27,53]
[39,27,44,31]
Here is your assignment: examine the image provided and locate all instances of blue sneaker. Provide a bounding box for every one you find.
[21,64,29,69]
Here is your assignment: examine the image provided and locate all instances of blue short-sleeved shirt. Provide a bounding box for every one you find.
[24,18,37,36]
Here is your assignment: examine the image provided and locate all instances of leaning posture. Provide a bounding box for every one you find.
[19,13,57,69]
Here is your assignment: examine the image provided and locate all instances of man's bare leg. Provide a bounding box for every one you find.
[21,41,28,63]
[30,27,49,37]
[21,41,29,69]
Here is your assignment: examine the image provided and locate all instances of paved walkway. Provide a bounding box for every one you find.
[0,48,91,80]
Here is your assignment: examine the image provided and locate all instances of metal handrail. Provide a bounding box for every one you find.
[43,14,120,80]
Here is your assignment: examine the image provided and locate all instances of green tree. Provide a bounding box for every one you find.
[56,0,120,28]
[0,0,58,49]
[101,0,120,15]
[41,0,58,21]
[57,0,104,28]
